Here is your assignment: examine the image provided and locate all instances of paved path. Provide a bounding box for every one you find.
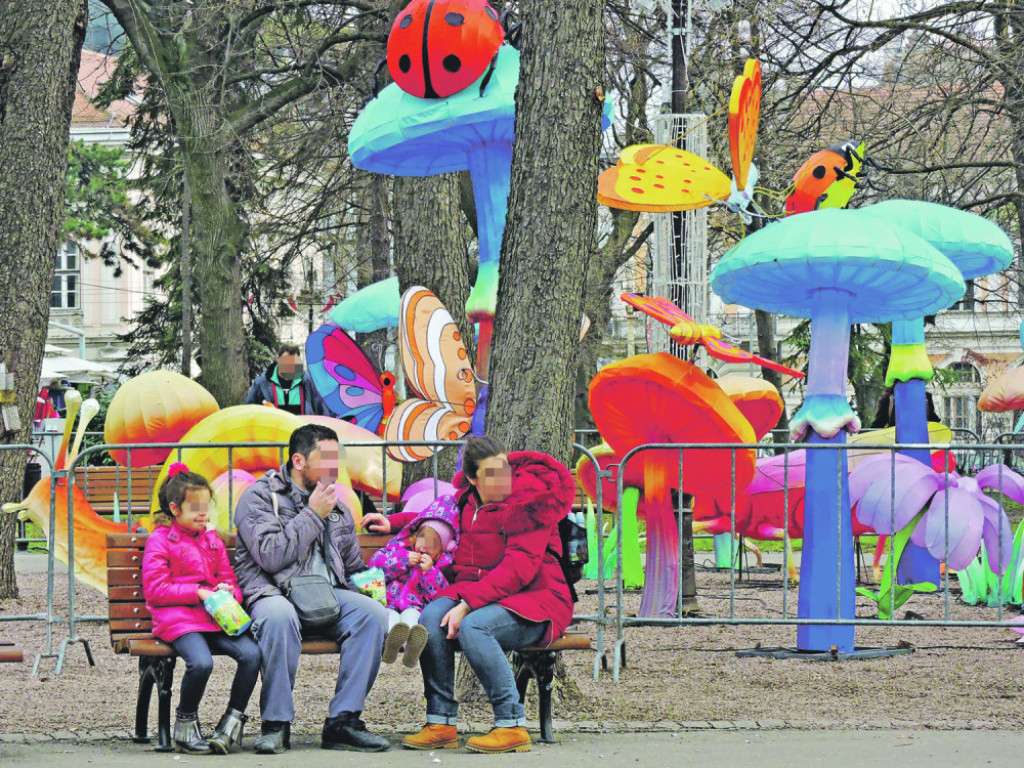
[4,730,1024,767]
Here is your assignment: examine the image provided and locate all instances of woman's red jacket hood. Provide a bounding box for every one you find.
[452,450,576,535]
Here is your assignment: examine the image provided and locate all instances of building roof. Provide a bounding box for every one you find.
[72,49,137,127]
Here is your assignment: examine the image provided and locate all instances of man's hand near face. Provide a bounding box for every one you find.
[309,481,336,518]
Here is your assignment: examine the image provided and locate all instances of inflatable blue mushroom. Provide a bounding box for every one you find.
[856,200,1013,584]
[329,277,401,333]
[349,45,519,380]
[710,208,964,652]
[349,45,612,379]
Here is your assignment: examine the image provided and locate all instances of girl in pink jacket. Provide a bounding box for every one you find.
[368,502,459,668]
[142,464,261,755]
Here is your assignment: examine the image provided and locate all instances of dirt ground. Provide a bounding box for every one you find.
[3,563,1024,735]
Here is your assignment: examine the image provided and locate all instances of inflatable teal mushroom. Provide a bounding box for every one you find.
[856,200,1013,584]
[710,208,964,652]
[329,277,401,333]
[349,45,612,381]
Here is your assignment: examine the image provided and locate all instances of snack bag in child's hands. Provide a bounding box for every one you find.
[351,567,386,605]
[204,590,252,636]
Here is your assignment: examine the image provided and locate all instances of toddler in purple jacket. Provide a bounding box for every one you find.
[368,499,460,668]
[142,465,261,755]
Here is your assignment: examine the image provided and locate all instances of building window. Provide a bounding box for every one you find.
[52,241,79,309]
[944,362,981,434]
[947,362,980,384]
[950,280,975,311]
[947,394,977,432]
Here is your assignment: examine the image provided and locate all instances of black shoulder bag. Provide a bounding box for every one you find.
[272,493,341,629]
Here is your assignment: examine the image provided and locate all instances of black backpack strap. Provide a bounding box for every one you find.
[547,545,578,602]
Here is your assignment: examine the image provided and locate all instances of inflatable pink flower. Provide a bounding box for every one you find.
[850,455,1021,572]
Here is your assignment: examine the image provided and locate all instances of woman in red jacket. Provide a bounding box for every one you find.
[379,436,575,754]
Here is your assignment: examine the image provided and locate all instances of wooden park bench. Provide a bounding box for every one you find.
[77,466,159,517]
[106,532,592,751]
[0,642,23,663]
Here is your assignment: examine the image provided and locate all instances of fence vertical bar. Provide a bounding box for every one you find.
[31,449,59,673]
[381,444,389,516]
[613,449,627,682]
[227,446,235,530]
[56,453,95,675]
[677,447,684,618]
[126,456,134,533]
[888,447,897,621]
[782,447,790,618]
[729,448,738,618]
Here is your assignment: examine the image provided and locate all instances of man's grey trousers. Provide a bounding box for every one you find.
[249,588,388,722]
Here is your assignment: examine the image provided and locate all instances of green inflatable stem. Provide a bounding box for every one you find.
[620,487,645,590]
[885,343,934,386]
[856,511,937,619]
[952,516,1024,606]
[583,500,615,581]
[713,533,737,569]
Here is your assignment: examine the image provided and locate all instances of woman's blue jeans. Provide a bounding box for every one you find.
[419,597,546,728]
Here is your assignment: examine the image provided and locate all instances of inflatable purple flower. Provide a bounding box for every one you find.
[850,455,1021,572]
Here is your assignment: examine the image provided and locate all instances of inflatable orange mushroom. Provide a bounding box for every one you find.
[588,354,757,616]
[980,367,1024,415]
[104,371,219,467]
[715,376,784,440]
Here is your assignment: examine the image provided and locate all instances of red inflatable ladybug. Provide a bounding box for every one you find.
[387,0,505,99]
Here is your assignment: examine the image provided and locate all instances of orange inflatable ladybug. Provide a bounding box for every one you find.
[387,0,505,99]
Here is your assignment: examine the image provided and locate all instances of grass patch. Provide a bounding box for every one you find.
[19,520,48,553]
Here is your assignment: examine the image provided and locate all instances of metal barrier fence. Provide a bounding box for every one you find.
[12,435,1024,684]
[0,444,59,674]
[597,439,1024,680]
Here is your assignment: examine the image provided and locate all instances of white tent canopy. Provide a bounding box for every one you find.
[38,356,121,385]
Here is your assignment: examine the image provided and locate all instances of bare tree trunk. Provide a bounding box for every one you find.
[0,0,88,598]
[487,1,606,467]
[179,125,249,406]
[481,0,606,708]
[356,172,394,378]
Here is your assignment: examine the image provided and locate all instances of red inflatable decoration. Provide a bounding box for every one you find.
[388,0,505,99]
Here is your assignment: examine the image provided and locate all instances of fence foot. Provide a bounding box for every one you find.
[612,639,626,682]
[31,652,59,676]
[54,637,96,675]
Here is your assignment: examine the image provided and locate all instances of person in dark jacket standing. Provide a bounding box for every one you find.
[234,424,388,754]
[245,344,330,416]
[363,436,575,754]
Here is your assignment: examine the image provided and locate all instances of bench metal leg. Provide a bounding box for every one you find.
[135,656,176,751]
[513,654,532,705]
[534,652,556,743]
[133,660,154,743]
[511,650,559,744]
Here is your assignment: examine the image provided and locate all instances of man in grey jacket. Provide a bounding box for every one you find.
[234,423,388,753]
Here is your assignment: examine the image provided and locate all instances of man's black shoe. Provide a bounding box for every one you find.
[321,712,389,752]
[254,721,291,754]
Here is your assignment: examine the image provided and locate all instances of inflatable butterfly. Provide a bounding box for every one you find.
[385,287,477,462]
[621,292,805,379]
[305,324,397,435]
[597,59,761,214]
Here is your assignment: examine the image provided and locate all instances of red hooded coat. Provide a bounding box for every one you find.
[389,451,575,645]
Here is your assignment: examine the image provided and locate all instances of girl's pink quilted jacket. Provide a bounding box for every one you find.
[142,521,243,642]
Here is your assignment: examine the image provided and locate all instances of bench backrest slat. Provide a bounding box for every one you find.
[75,466,159,506]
